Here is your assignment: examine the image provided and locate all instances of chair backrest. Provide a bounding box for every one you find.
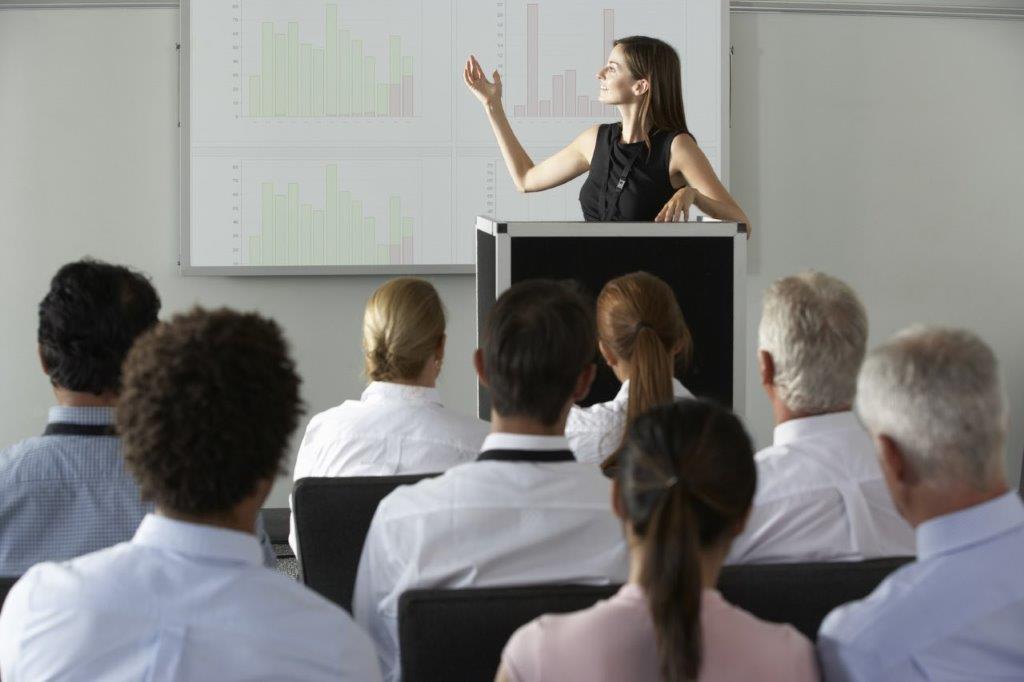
[397,557,914,681]
[717,556,913,639]
[399,583,620,682]
[1,575,19,611]
[293,474,439,612]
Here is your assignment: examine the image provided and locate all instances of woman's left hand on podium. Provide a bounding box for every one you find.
[654,187,698,222]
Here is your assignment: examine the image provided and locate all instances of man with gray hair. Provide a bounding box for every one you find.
[818,327,1023,680]
[727,271,913,563]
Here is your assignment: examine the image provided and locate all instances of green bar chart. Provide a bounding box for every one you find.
[246,3,415,118]
[248,163,415,266]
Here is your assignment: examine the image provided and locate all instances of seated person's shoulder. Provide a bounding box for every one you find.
[503,594,642,676]
[0,437,62,482]
[302,401,362,436]
[566,399,625,433]
[705,592,817,678]
[250,566,357,625]
[748,443,809,496]
[818,565,919,647]
[752,440,854,502]
[4,543,134,614]
[373,469,458,520]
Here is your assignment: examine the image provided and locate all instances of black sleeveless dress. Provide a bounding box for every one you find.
[579,123,687,222]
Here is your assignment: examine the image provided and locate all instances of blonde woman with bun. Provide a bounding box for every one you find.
[565,271,694,472]
[289,278,488,552]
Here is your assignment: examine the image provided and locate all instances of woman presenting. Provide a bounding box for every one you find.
[464,36,750,229]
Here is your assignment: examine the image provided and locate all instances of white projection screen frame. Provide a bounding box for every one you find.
[179,0,728,276]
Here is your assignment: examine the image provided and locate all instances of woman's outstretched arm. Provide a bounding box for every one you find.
[464,55,596,193]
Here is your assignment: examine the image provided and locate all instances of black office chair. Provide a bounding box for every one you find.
[397,557,914,681]
[718,556,913,639]
[1,575,19,611]
[292,473,439,612]
[399,583,620,682]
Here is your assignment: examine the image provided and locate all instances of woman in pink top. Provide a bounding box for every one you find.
[496,400,819,682]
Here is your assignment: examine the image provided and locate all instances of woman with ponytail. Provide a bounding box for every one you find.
[288,278,487,551]
[565,271,693,471]
[496,400,818,682]
[464,36,750,230]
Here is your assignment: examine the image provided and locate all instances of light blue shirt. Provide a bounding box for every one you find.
[0,406,276,575]
[818,492,1024,681]
[0,514,382,681]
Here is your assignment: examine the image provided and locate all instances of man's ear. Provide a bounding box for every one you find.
[598,340,617,368]
[875,433,919,522]
[473,349,488,388]
[758,350,775,389]
[38,343,50,376]
[878,434,913,486]
[573,363,597,402]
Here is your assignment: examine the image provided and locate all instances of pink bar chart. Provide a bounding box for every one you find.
[511,4,616,119]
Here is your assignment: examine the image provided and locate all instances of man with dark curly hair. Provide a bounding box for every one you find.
[0,259,277,575]
[0,308,382,681]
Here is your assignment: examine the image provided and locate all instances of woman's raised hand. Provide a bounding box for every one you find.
[463,55,502,107]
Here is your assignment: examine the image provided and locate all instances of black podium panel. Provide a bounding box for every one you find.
[509,235,734,408]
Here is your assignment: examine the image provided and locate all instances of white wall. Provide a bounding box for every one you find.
[0,9,477,507]
[1,8,1021,508]
[731,12,1024,486]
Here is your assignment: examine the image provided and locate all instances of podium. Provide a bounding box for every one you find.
[475,216,747,420]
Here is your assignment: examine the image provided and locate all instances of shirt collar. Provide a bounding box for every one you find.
[132,513,265,566]
[772,410,859,447]
[361,381,443,406]
[916,492,1024,561]
[480,432,571,453]
[47,405,117,426]
[612,378,691,404]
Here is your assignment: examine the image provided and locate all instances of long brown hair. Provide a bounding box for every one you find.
[618,400,756,681]
[597,272,692,471]
[613,36,692,150]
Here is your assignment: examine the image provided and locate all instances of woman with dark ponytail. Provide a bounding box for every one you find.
[565,271,693,472]
[497,400,818,682]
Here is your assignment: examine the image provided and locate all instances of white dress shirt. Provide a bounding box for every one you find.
[353,432,629,682]
[0,514,382,682]
[727,411,915,564]
[290,381,489,551]
[818,492,1024,681]
[565,378,694,466]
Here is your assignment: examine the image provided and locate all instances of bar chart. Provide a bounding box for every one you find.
[248,165,415,265]
[243,2,417,118]
[186,0,723,270]
[511,4,616,119]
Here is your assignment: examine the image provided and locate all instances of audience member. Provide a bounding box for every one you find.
[498,400,818,682]
[565,271,693,472]
[0,308,382,681]
[727,271,914,563]
[818,327,1024,680]
[0,259,275,576]
[353,280,629,682]
[289,277,487,551]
